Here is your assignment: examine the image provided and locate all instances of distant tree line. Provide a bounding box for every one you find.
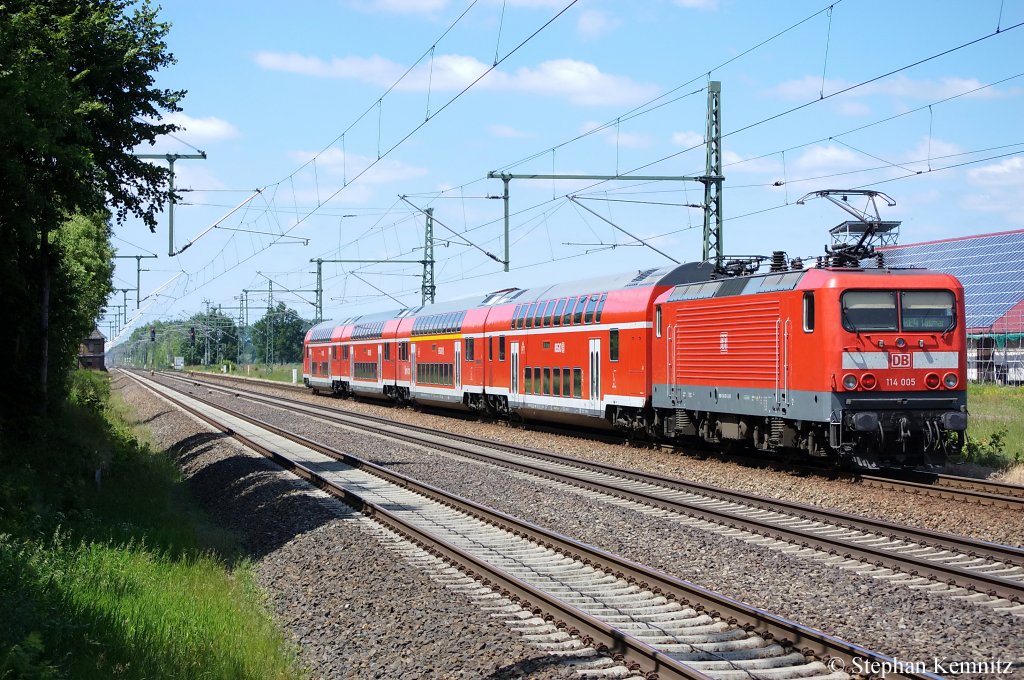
[118,303,311,368]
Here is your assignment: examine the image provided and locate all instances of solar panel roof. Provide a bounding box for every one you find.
[875,229,1024,331]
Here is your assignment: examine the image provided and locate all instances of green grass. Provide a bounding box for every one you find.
[0,371,302,680]
[966,383,1024,468]
[187,363,303,384]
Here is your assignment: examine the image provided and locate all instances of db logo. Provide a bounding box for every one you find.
[890,352,911,368]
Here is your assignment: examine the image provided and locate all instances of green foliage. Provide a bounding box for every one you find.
[68,369,112,413]
[966,383,1024,467]
[0,0,183,420]
[962,427,1010,468]
[121,311,240,368]
[0,373,302,679]
[249,303,311,364]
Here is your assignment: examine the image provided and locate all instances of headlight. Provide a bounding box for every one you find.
[943,372,958,389]
[896,337,906,348]
[925,373,940,389]
[843,374,858,390]
[860,373,877,389]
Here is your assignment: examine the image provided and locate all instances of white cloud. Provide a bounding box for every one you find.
[498,59,659,106]
[347,0,449,14]
[489,124,534,139]
[256,51,658,106]
[254,51,405,82]
[835,100,871,116]
[960,189,1024,226]
[577,9,620,39]
[674,0,719,9]
[900,137,961,167]
[767,75,1013,101]
[793,144,869,172]
[967,156,1024,187]
[722,149,782,175]
[580,121,652,149]
[671,131,704,148]
[162,112,239,142]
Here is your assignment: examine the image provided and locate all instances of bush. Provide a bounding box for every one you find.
[67,370,110,413]
[963,427,1010,469]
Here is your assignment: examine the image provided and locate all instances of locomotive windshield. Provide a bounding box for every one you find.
[900,290,955,331]
[841,289,955,332]
[841,290,897,331]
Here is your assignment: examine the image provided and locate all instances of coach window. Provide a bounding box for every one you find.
[573,368,583,398]
[465,337,474,361]
[525,303,537,329]
[573,295,587,325]
[533,367,541,394]
[499,335,506,361]
[552,368,561,396]
[542,368,550,395]
[610,329,620,361]
[562,367,571,396]
[343,345,350,360]
[655,306,663,338]
[542,300,555,327]
[332,346,337,360]
[384,343,392,361]
[584,295,599,324]
[552,299,566,326]
[562,299,574,326]
[533,302,545,328]
[595,293,607,323]
[524,366,532,393]
[488,336,493,361]
[803,292,815,332]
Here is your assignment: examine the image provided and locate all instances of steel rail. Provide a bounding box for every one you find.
[860,473,1024,510]
[128,369,938,679]
[162,371,1024,603]
[185,370,1024,511]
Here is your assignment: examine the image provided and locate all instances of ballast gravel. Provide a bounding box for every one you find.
[113,373,578,679]
[174,373,1024,669]
[210,374,1024,547]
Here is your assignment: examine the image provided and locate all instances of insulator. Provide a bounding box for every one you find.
[875,252,885,269]
[770,251,787,272]
[791,257,803,270]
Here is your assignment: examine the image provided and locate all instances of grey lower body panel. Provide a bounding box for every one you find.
[653,383,832,422]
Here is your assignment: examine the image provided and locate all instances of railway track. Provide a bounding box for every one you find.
[129,369,941,680]
[186,370,1024,511]
[166,371,1024,609]
[859,471,1024,510]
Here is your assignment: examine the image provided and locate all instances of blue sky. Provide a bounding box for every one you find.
[106,0,1024,344]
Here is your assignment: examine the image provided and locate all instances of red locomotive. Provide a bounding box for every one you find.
[304,259,967,468]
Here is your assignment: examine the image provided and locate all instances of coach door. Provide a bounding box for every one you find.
[410,343,417,387]
[377,343,383,387]
[454,341,462,389]
[510,342,520,406]
[588,337,601,412]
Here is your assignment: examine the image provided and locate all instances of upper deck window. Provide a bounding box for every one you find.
[901,290,955,331]
[841,291,897,332]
